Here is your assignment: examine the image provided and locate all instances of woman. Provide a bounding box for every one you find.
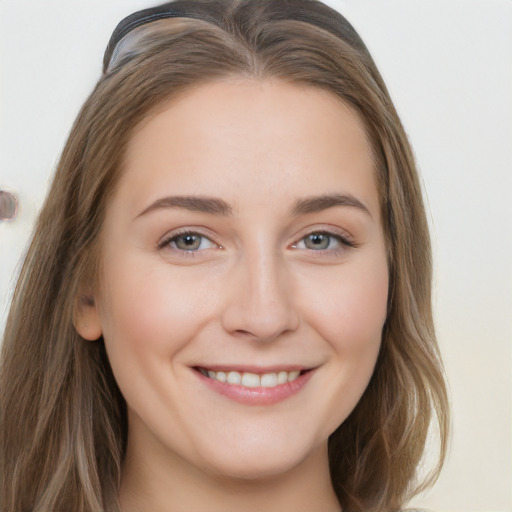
[0,1,449,511]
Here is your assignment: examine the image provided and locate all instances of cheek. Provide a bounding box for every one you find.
[97,256,219,365]
[305,257,388,424]
[299,258,389,353]
[284,255,388,437]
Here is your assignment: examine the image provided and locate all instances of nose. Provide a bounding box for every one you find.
[220,248,300,342]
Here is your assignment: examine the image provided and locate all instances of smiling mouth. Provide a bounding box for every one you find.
[195,368,310,389]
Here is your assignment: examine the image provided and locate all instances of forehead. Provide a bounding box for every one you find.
[117,79,379,219]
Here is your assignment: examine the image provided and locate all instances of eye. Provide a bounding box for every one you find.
[292,231,354,252]
[160,231,218,252]
[303,233,336,250]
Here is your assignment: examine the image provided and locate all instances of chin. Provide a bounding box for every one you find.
[211,460,301,483]
[202,438,324,482]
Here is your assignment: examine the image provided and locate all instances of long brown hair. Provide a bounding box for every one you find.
[0,1,449,511]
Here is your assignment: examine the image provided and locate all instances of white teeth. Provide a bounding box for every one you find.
[288,370,300,382]
[227,371,242,385]
[260,372,277,388]
[277,371,288,385]
[202,368,303,388]
[241,372,260,388]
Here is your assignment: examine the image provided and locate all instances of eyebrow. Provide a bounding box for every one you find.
[135,195,233,218]
[135,192,371,219]
[292,193,372,217]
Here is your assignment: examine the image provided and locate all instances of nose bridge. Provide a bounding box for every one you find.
[221,242,299,341]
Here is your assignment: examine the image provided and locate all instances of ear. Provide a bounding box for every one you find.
[73,294,103,341]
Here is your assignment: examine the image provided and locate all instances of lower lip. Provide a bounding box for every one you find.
[195,370,314,405]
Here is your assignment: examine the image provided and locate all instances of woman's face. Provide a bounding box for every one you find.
[78,80,388,480]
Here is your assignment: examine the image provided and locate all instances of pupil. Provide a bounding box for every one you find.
[307,233,329,250]
[177,234,200,250]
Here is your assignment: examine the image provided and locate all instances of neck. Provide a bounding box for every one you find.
[119,436,340,512]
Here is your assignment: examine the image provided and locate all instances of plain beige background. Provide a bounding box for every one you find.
[1,1,511,510]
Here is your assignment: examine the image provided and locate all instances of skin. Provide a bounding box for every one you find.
[76,79,389,512]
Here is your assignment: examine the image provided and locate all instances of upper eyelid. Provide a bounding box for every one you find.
[158,227,218,248]
[291,232,351,251]
[158,225,355,250]
[291,225,355,245]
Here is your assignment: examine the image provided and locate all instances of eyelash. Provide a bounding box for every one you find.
[291,230,356,255]
[158,229,218,256]
[158,228,356,257]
